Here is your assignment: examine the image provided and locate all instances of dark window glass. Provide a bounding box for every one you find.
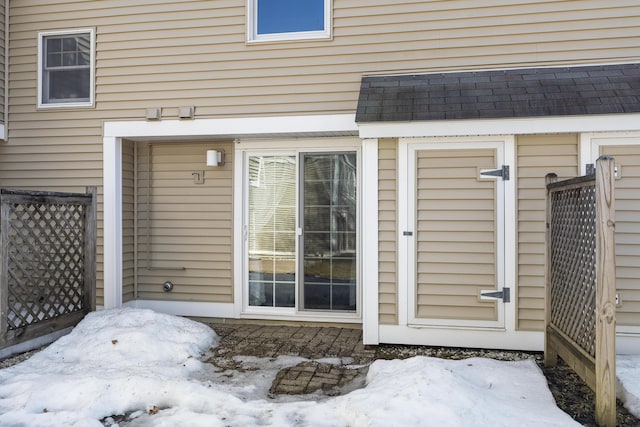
[48,69,90,101]
[42,33,91,104]
[302,152,357,312]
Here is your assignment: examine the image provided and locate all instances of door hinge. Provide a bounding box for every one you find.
[480,165,510,181]
[480,287,510,303]
[586,163,620,178]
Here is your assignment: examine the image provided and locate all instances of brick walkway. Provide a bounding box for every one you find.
[205,323,377,396]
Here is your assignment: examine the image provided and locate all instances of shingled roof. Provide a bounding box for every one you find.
[355,63,640,122]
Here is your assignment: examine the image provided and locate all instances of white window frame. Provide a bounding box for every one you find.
[38,28,96,109]
[235,138,361,323]
[246,0,332,43]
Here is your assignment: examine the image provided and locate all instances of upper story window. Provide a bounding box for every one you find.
[247,0,331,43]
[38,29,95,108]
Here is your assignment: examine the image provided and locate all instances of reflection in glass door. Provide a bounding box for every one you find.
[246,151,357,312]
[302,153,357,311]
[248,155,297,307]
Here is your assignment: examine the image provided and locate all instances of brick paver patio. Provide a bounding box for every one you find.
[205,323,376,396]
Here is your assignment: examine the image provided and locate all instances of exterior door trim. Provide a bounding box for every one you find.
[398,136,516,332]
[580,131,640,355]
[233,137,363,323]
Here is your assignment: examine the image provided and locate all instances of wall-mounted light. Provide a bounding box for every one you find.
[206,149,224,167]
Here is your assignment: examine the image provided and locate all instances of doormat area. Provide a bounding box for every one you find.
[269,361,367,396]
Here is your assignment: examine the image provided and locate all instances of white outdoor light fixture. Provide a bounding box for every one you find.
[206,149,224,167]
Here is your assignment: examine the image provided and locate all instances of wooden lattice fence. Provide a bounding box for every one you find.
[0,188,96,350]
[545,157,617,427]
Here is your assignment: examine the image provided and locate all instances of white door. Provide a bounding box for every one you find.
[581,133,640,337]
[401,138,515,330]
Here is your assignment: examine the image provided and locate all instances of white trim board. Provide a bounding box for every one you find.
[358,114,640,139]
[124,300,235,318]
[361,138,379,344]
[379,325,544,351]
[123,300,362,324]
[103,115,358,312]
[103,136,122,309]
[104,114,357,139]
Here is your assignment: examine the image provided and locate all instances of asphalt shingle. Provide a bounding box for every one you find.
[355,63,640,123]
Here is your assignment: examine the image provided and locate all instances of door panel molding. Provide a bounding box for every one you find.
[399,136,516,332]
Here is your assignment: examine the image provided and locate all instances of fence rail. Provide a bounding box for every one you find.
[0,188,96,350]
[545,157,617,427]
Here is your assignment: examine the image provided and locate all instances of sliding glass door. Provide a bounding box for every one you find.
[246,151,357,313]
[302,153,357,310]
[247,155,297,308]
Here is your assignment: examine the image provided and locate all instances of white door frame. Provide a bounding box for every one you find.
[398,136,516,332]
[580,131,640,174]
[580,131,640,355]
[233,137,363,323]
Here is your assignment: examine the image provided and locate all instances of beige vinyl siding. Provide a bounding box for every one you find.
[0,0,638,307]
[598,145,640,327]
[0,1,5,123]
[135,141,233,302]
[0,142,105,303]
[516,134,579,331]
[8,1,640,121]
[122,140,135,303]
[415,149,498,321]
[378,138,397,324]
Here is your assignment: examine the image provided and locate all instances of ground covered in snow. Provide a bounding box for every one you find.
[0,308,637,426]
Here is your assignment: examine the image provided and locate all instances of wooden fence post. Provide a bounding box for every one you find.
[0,194,8,346]
[85,186,97,312]
[544,173,558,368]
[595,156,616,427]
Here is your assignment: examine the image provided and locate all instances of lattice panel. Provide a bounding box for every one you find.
[5,202,87,330]
[549,184,597,357]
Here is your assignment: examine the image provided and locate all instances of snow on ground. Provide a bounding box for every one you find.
[618,355,640,418]
[0,308,633,426]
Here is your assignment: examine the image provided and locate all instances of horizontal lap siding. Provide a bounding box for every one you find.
[122,141,135,303]
[378,139,397,324]
[516,134,579,331]
[1,0,639,307]
[0,3,5,123]
[415,149,498,322]
[8,1,640,120]
[136,142,233,303]
[599,145,640,327]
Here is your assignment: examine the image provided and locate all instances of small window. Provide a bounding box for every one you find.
[248,0,331,42]
[38,29,95,108]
